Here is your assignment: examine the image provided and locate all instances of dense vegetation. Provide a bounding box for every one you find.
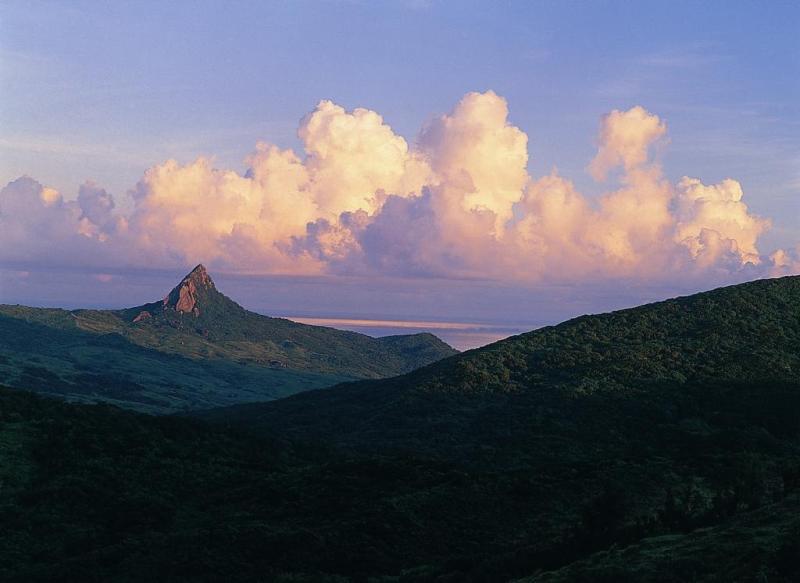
[1,275,799,581]
[206,275,800,455]
[0,266,455,412]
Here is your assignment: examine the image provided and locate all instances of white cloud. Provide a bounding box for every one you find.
[1,93,790,287]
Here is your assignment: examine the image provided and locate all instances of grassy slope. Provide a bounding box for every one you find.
[0,308,350,413]
[0,279,455,412]
[114,278,457,378]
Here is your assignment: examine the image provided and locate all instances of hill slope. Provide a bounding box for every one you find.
[203,275,800,455]
[2,381,799,583]
[2,276,799,581]
[189,275,800,579]
[0,265,456,412]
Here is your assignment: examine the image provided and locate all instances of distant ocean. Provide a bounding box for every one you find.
[283,316,536,351]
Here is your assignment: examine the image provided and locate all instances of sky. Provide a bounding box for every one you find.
[1,1,798,348]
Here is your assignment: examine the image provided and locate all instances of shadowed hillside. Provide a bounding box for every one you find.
[2,380,798,583]
[1,276,799,581]
[202,275,800,456]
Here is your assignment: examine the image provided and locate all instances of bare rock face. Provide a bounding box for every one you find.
[123,263,238,327]
[174,284,198,314]
[132,310,152,323]
[163,264,215,317]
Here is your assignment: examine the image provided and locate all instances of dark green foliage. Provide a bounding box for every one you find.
[2,379,798,582]
[522,500,800,583]
[193,275,800,579]
[204,275,800,454]
[1,275,800,581]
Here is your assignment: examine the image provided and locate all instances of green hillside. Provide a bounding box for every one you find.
[1,275,799,581]
[0,265,456,412]
[194,275,800,579]
[204,275,800,455]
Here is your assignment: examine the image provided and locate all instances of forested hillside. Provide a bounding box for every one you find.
[1,276,799,581]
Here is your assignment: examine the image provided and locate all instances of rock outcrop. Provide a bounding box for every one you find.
[162,264,214,316]
[132,310,152,323]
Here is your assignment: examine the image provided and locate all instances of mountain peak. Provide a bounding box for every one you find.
[163,264,217,316]
[186,264,213,286]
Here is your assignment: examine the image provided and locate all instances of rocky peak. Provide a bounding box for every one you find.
[163,264,216,316]
[185,264,214,288]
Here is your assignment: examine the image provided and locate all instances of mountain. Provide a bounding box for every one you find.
[1,275,798,582]
[117,264,455,376]
[190,275,800,579]
[200,275,800,454]
[0,265,456,412]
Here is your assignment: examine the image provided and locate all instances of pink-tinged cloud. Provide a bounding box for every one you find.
[588,106,667,181]
[0,92,796,284]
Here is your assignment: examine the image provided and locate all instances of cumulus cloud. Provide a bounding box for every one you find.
[0,177,117,267]
[1,92,793,285]
[124,156,318,272]
[77,181,123,241]
[419,91,528,230]
[674,177,770,267]
[299,100,431,216]
[770,247,800,276]
[588,106,667,180]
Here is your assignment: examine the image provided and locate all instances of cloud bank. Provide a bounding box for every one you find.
[1,91,796,284]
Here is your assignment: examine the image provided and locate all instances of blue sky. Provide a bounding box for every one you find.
[3,1,797,236]
[0,1,798,346]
